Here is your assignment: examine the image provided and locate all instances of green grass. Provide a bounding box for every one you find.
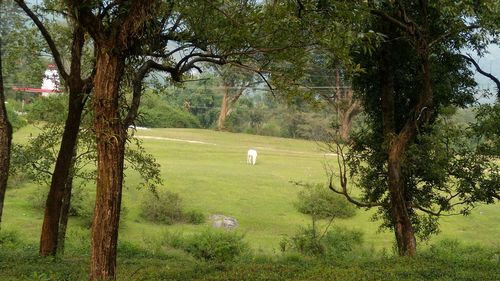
[3,126,500,254]
[0,239,499,280]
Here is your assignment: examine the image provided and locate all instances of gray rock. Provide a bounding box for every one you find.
[209,214,239,229]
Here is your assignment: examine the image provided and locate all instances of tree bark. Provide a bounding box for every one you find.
[0,40,13,229]
[26,19,90,255]
[57,147,77,255]
[217,82,244,131]
[338,88,361,141]
[217,93,231,130]
[90,48,126,281]
[333,69,361,141]
[379,42,417,256]
[387,139,417,256]
[39,91,84,255]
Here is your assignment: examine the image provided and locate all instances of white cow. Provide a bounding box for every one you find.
[247,149,257,165]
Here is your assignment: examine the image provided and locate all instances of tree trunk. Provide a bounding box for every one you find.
[333,70,361,141]
[338,92,361,141]
[39,91,84,256]
[388,140,417,256]
[217,93,231,131]
[0,42,13,229]
[38,23,88,256]
[57,148,77,255]
[90,49,126,281]
[379,43,417,256]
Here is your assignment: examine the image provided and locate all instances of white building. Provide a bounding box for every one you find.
[41,64,60,97]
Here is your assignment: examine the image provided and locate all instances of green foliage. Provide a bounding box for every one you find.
[67,186,94,218]
[280,226,363,258]
[140,190,184,225]
[181,230,249,263]
[28,184,93,220]
[137,92,200,128]
[225,94,338,140]
[5,101,27,131]
[184,210,206,225]
[0,0,46,100]
[344,0,499,246]
[0,240,499,280]
[323,227,364,258]
[281,226,325,256]
[27,185,48,210]
[0,229,21,248]
[470,103,500,156]
[295,184,356,221]
[26,95,68,123]
[148,77,341,140]
[139,190,206,225]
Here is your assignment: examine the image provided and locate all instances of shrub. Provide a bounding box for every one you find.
[26,95,67,123]
[68,185,93,218]
[323,227,364,258]
[182,230,249,262]
[137,93,200,128]
[5,102,27,131]
[0,230,21,248]
[295,184,356,221]
[281,226,364,258]
[140,191,204,225]
[140,190,184,225]
[184,210,206,225]
[28,186,48,210]
[281,226,325,256]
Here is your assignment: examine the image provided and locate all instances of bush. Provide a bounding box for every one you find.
[28,186,48,210]
[0,230,21,248]
[68,185,93,218]
[137,93,200,128]
[323,227,364,258]
[182,230,249,262]
[281,226,325,256]
[5,102,27,131]
[140,191,205,225]
[140,190,184,225]
[184,210,206,225]
[281,226,364,258]
[26,95,67,123]
[295,184,356,220]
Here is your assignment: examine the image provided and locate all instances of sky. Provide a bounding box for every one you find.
[473,44,500,102]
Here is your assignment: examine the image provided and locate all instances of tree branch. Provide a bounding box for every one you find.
[326,141,383,208]
[15,0,69,80]
[66,0,106,44]
[459,54,500,98]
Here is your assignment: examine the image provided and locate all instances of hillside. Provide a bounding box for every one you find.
[4,127,499,253]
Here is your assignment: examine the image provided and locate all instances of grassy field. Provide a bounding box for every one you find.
[3,126,500,254]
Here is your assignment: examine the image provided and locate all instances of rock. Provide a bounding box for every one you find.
[209,214,239,229]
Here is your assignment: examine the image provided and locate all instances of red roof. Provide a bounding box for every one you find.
[12,87,62,93]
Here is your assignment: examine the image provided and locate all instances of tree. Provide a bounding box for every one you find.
[328,0,500,256]
[304,60,362,141]
[214,65,259,131]
[0,31,13,229]
[12,95,162,254]
[295,183,355,238]
[15,0,95,257]
[64,1,272,279]
[281,183,356,256]
[256,2,364,141]
[0,0,46,100]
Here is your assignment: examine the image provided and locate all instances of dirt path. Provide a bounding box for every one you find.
[136,135,337,157]
[135,135,217,145]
